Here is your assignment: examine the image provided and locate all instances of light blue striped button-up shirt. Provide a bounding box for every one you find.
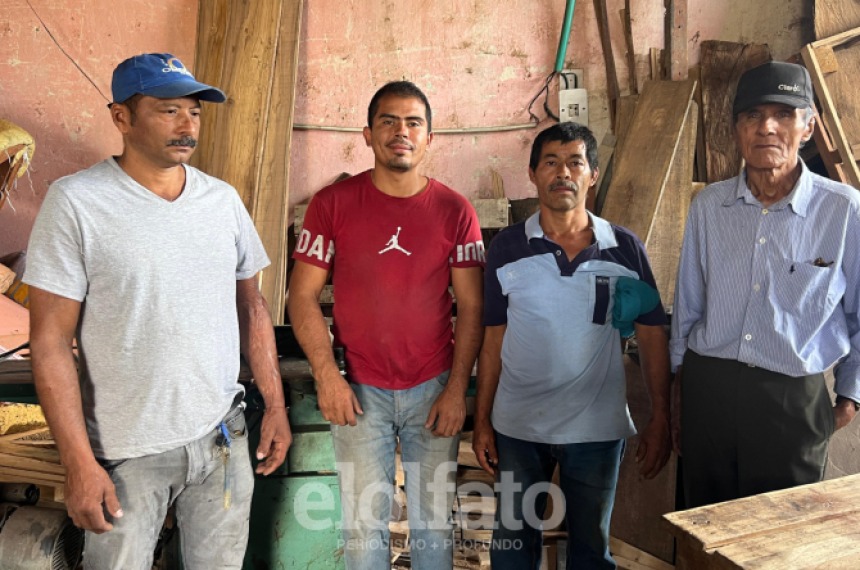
[670,162,860,402]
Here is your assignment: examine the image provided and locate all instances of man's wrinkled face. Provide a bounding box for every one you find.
[734,103,814,171]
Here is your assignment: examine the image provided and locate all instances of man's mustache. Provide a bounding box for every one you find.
[167,136,197,148]
[550,181,577,191]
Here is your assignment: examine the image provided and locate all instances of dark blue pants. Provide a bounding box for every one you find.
[490,432,624,570]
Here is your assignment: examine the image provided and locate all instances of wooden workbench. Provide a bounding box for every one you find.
[664,474,860,569]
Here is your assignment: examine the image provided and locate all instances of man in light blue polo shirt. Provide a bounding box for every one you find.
[473,122,672,570]
[671,61,860,509]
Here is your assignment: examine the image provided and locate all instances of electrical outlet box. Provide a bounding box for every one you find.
[559,88,588,125]
[560,69,584,89]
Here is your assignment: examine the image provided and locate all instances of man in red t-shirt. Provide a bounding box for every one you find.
[288,81,484,569]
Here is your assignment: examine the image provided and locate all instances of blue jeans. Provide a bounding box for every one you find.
[84,404,254,570]
[491,432,624,570]
[332,371,458,570]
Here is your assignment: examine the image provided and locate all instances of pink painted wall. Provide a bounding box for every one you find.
[0,0,198,256]
[1,0,808,254]
[288,0,809,209]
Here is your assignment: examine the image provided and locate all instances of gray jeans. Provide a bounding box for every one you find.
[84,405,254,570]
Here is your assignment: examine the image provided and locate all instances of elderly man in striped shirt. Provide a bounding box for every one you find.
[671,61,859,508]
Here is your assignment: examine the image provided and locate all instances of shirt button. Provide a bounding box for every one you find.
[744,334,752,341]
[555,250,562,256]
[759,237,766,244]
[762,209,769,215]
[753,284,761,292]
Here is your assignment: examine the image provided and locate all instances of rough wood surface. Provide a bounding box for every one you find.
[646,103,697,307]
[614,95,639,161]
[699,41,771,183]
[601,79,696,245]
[594,0,621,124]
[193,0,303,324]
[611,355,678,563]
[802,27,860,189]
[621,3,638,94]
[665,0,688,80]
[666,474,860,570]
[815,0,860,39]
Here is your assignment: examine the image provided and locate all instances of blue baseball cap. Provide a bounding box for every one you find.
[111,53,226,104]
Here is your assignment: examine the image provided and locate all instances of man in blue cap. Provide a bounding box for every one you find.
[672,61,860,508]
[25,53,290,568]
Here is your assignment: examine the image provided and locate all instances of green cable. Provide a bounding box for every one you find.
[554,0,577,73]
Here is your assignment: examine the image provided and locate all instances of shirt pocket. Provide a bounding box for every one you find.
[587,274,614,325]
[772,258,833,318]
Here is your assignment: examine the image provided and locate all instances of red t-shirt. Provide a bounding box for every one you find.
[293,170,485,389]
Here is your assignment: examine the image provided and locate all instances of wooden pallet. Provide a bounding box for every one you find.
[802,26,860,189]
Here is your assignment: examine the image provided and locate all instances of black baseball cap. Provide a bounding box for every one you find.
[111,53,226,104]
[732,61,814,116]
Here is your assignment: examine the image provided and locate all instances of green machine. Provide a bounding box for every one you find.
[243,328,345,570]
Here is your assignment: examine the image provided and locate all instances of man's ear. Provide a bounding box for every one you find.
[111,103,132,134]
[362,126,372,147]
[801,114,816,144]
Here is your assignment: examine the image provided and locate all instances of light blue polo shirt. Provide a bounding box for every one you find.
[484,212,666,444]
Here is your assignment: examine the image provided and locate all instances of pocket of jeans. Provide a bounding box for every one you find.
[434,370,451,387]
[96,457,128,475]
[224,406,249,441]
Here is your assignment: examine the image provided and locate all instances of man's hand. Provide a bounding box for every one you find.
[316,371,363,426]
[65,460,123,533]
[635,415,671,479]
[425,385,466,437]
[255,407,292,475]
[471,418,498,475]
[834,398,858,431]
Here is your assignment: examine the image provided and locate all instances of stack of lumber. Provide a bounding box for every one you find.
[0,435,63,504]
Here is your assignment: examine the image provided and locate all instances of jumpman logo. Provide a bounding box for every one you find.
[379,226,412,256]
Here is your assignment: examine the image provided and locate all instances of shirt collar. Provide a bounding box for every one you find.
[524,210,618,250]
[723,160,813,217]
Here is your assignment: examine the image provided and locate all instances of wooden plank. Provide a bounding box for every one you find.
[664,473,860,552]
[470,199,509,229]
[592,132,617,214]
[646,100,697,307]
[692,65,707,182]
[812,103,848,182]
[650,48,664,80]
[610,537,674,570]
[664,0,688,80]
[594,0,621,124]
[802,33,860,188]
[614,94,639,159]
[611,356,678,564]
[815,0,860,39]
[193,0,302,324]
[699,40,771,183]
[710,511,860,570]
[251,0,304,325]
[620,3,638,95]
[600,79,696,245]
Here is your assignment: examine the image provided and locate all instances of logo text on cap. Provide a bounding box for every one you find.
[161,57,193,77]
[778,84,800,92]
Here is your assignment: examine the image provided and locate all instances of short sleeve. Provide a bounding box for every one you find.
[450,200,485,268]
[23,185,89,302]
[292,191,336,270]
[232,193,270,280]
